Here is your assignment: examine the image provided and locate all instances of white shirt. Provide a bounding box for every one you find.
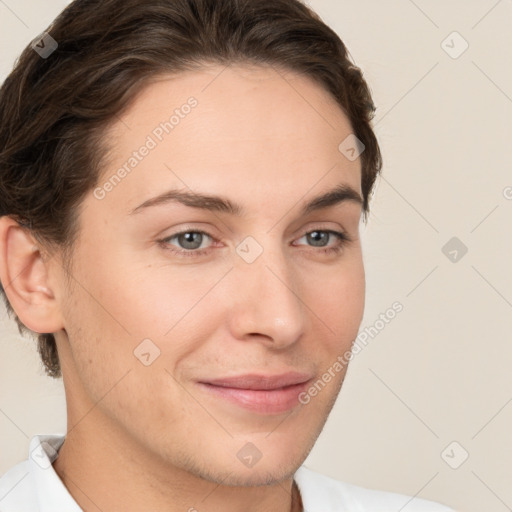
[0,434,455,511]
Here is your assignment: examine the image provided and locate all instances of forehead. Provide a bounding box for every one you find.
[94,64,361,217]
[109,64,353,144]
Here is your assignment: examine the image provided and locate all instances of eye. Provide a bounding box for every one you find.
[158,228,351,258]
[159,230,214,257]
[294,229,350,255]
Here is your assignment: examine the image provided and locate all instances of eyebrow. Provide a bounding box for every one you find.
[129,183,363,217]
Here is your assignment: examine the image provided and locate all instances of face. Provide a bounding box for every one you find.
[51,64,365,486]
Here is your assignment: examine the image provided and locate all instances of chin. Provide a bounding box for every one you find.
[214,461,300,488]
[181,443,307,488]
[235,441,311,485]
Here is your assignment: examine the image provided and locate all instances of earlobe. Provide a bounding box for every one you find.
[0,216,64,334]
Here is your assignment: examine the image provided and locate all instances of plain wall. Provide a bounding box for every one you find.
[1,1,511,511]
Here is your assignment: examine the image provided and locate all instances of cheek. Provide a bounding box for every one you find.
[67,249,207,342]
[59,253,226,397]
[59,276,188,431]
[307,256,365,344]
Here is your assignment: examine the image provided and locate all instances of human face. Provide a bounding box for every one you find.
[52,64,365,486]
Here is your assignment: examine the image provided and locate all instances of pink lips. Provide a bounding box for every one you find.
[197,372,313,414]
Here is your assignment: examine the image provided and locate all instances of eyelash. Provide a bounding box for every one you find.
[158,228,351,258]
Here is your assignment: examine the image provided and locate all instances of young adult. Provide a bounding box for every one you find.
[0,1,455,510]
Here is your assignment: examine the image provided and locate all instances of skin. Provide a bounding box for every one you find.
[0,64,365,512]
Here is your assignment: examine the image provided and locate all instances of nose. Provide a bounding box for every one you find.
[227,241,307,350]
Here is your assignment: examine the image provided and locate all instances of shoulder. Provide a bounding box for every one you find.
[0,459,38,511]
[0,433,80,512]
[294,465,455,512]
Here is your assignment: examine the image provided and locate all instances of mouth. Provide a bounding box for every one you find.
[196,372,314,415]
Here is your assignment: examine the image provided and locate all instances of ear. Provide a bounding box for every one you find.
[0,216,65,334]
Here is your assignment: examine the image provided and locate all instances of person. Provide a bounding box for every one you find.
[0,0,456,510]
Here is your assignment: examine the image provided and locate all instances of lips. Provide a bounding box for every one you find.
[202,372,312,390]
[197,372,313,414]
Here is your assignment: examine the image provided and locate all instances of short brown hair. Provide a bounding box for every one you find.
[0,0,382,379]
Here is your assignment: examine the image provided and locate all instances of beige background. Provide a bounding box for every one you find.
[1,1,511,511]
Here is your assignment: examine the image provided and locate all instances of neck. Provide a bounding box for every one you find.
[291,480,304,512]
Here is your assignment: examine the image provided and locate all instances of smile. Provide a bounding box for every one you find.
[196,373,314,414]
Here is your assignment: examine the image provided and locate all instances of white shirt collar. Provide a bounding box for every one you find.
[28,434,82,511]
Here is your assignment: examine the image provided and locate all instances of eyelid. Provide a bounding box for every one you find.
[158,228,216,255]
